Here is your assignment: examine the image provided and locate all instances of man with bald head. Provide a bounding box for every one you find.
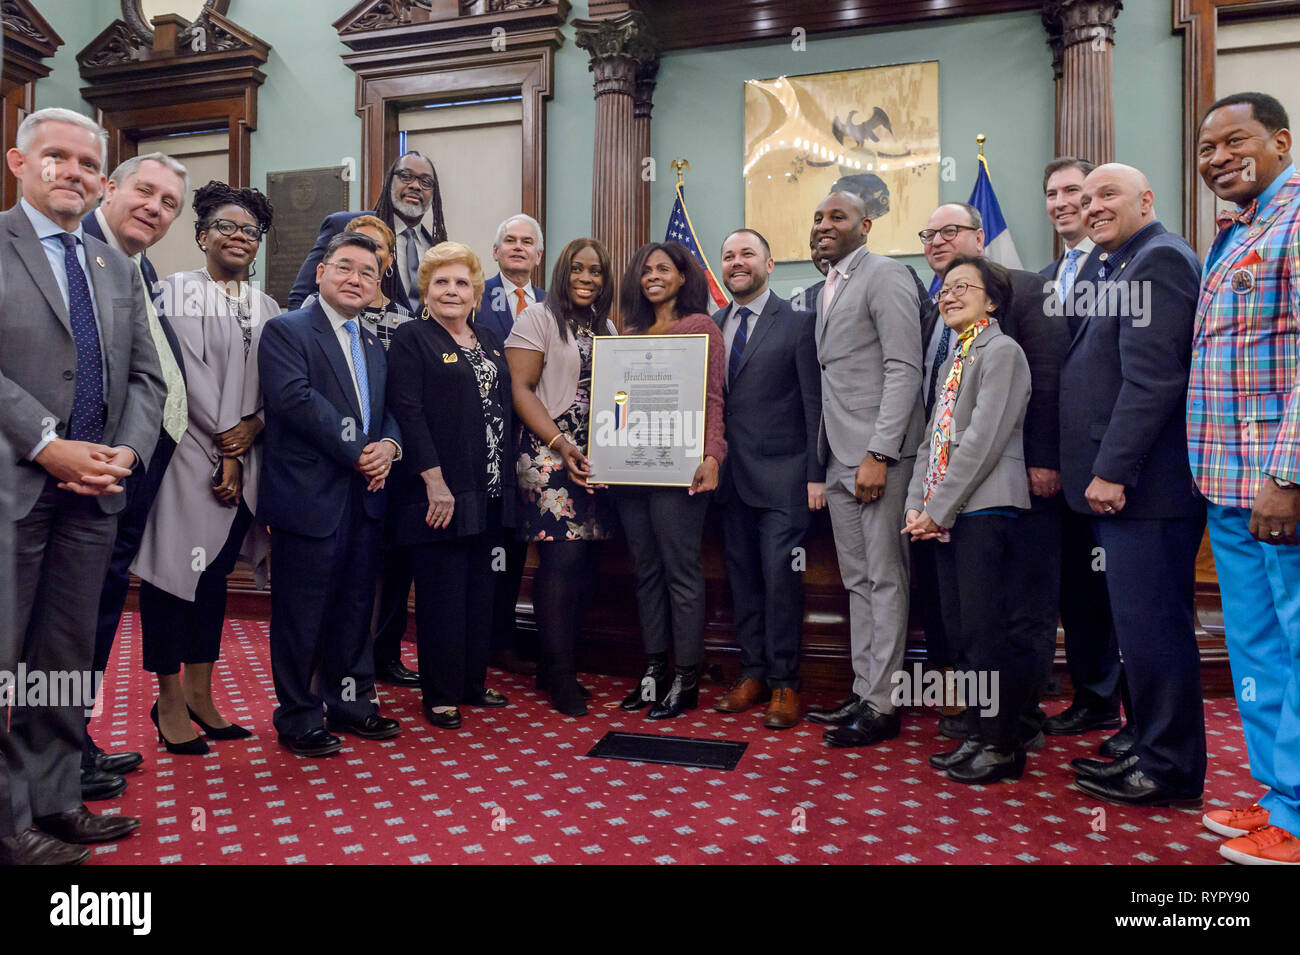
[1059,163,1207,808]
[804,191,924,748]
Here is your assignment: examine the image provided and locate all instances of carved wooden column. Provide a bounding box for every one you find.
[574,12,659,294]
[633,58,659,248]
[1043,0,1123,167]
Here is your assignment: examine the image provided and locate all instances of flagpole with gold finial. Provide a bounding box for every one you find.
[670,158,690,186]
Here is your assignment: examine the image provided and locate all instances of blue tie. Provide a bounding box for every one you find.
[1058,247,1082,302]
[344,319,371,433]
[729,306,752,387]
[60,233,105,443]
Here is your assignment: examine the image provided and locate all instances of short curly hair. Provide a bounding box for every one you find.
[192,180,274,244]
[416,241,485,309]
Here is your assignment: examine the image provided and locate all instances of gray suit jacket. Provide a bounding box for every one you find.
[815,245,924,466]
[906,321,1031,528]
[0,204,165,518]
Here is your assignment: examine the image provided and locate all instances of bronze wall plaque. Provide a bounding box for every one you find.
[266,166,350,308]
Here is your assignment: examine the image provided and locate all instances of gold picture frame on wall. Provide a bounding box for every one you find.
[744,61,940,261]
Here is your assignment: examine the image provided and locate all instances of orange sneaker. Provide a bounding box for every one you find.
[1219,826,1300,865]
[1203,804,1270,838]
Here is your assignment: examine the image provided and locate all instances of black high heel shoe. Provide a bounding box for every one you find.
[647,665,699,720]
[187,705,252,740]
[150,701,209,756]
[621,654,669,711]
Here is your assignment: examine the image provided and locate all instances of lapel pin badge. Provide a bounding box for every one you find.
[1230,267,1255,295]
[442,352,458,364]
[95,256,106,268]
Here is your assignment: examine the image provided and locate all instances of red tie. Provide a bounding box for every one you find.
[1215,199,1258,232]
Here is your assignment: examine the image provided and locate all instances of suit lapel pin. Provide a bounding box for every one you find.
[95,256,106,268]
[442,352,458,364]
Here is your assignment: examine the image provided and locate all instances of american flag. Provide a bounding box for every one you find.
[665,182,729,309]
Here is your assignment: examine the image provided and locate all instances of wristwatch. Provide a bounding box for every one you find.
[870,452,890,463]
[1269,474,1296,489]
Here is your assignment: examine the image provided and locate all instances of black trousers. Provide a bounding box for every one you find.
[615,487,711,668]
[1092,512,1207,794]
[1060,504,1121,712]
[490,538,536,659]
[720,495,808,688]
[413,500,503,707]
[910,538,954,669]
[139,501,253,675]
[371,543,413,668]
[532,540,600,687]
[1013,506,1064,730]
[934,513,1042,750]
[269,481,381,737]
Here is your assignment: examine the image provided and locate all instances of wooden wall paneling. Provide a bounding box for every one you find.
[2,0,64,207]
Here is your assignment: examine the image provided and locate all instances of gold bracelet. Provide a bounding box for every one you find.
[547,432,567,450]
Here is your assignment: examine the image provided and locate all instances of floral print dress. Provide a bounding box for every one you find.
[516,329,614,541]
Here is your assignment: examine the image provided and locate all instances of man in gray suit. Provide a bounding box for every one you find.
[805,192,925,747]
[0,108,164,862]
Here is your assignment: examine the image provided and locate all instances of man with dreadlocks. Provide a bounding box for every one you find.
[289,152,448,314]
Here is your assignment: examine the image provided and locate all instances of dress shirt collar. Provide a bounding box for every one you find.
[828,243,866,277]
[732,287,770,321]
[499,273,535,300]
[318,296,360,332]
[1099,220,1161,274]
[22,196,85,244]
[1245,163,1297,215]
[1064,236,1095,259]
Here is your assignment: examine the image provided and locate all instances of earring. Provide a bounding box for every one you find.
[421,306,431,320]
[200,244,207,252]
[385,264,394,278]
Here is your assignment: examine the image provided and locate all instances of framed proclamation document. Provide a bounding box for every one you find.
[587,334,711,487]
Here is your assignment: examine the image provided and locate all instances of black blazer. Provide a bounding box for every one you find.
[81,211,187,384]
[386,318,516,544]
[289,210,435,310]
[712,292,824,510]
[258,300,401,537]
[1058,222,1203,520]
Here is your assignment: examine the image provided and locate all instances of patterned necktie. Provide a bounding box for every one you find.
[514,287,528,316]
[926,325,951,419]
[1057,247,1083,302]
[60,233,105,443]
[729,306,753,387]
[405,228,421,313]
[136,260,188,443]
[344,319,371,433]
[922,317,991,504]
[1215,198,1258,232]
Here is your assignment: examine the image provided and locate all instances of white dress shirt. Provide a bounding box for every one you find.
[1053,236,1095,282]
[500,275,537,316]
[722,287,771,357]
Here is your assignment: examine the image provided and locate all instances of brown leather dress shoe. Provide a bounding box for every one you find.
[34,805,141,844]
[763,688,800,729]
[0,828,89,865]
[714,677,770,713]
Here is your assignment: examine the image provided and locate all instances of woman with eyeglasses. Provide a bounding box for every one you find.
[132,181,278,754]
[902,254,1037,785]
[614,241,728,720]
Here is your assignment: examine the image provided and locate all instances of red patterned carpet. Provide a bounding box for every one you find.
[85,614,1252,865]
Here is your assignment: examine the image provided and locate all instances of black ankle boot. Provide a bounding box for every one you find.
[647,665,699,719]
[621,654,669,711]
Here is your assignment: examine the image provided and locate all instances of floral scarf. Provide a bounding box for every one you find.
[922,317,991,504]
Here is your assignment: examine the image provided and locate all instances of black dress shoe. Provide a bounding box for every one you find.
[648,666,699,720]
[1070,753,1139,781]
[823,706,901,748]
[97,751,143,775]
[463,688,509,707]
[375,660,420,687]
[929,738,982,770]
[945,744,1026,784]
[326,713,401,740]
[1074,767,1203,808]
[423,706,463,730]
[0,828,89,865]
[1044,702,1122,736]
[1099,723,1135,759]
[938,711,969,739]
[622,655,669,711]
[35,805,140,844]
[1022,729,1046,752]
[80,769,127,802]
[277,728,342,756]
[805,694,864,726]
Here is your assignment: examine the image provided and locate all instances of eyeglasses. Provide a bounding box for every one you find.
[936,281,984,301]
[394,169,436,191]
[324,261,379,282]
[208,218,263,241]
[918,224,979,245]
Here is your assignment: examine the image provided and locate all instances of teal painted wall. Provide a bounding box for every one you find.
[24,0,1185,295]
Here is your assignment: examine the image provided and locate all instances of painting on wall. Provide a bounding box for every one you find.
[744,61,940,261]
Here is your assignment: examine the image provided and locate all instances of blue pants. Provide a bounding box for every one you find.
[1207,504,1300,835]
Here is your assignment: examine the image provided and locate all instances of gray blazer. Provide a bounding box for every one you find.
[815,245,924,466]
[906,321,1031,529]
[0,203,165,518]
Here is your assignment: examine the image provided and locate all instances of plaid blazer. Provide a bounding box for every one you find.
[1188,171,1300,507]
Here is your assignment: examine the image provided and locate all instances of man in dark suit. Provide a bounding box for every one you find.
[1037,157,1129,746]
[1062,164,1207,807]
[288,151,447,311]
[710,228,824,729]
[259,232,403,757]
[83,152,190,802]
[917,203,1069,742]
[476,214,545,677]
[0,108,165,859]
